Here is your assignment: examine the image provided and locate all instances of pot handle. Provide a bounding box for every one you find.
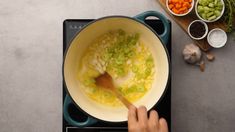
[135,11,170,45]
[63,94,97,127]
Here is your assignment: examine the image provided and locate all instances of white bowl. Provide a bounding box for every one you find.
[188,20,208,40]
[207,28,227,48]
[195,0,225,22]
[166,0,194,16]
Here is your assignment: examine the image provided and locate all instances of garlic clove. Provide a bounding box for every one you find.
[206,52,215,61]
[199,61,205,72]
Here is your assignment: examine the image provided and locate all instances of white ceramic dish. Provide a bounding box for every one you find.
[188,20,208,40]
[195,0,225,23]
[166,0,194,16]
[207,28,227,48]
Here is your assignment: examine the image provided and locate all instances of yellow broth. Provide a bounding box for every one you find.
[78,29,155,107]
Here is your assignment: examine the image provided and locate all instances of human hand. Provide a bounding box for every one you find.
[128,106,168,132]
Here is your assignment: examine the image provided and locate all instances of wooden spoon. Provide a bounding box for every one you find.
[95,72,134,109]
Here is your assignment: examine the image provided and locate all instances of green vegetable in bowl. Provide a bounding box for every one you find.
[197,0,224,21]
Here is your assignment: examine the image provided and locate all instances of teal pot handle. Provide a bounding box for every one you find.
[135,11,170,45]
[63,94,97,127]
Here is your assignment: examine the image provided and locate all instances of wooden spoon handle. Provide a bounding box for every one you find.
[113,89,134,109]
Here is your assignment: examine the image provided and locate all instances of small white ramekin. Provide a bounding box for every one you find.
[188,20,208,40]
[207,28,227,48]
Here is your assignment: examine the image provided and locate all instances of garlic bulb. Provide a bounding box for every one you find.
[182,44,202,64]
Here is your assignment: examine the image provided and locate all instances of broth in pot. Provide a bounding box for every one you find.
[78,29,155,107]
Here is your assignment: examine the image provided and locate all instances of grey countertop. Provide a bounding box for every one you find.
[0,0,234,132]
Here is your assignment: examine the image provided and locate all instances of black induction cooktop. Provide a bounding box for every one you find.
[63,19,171,132]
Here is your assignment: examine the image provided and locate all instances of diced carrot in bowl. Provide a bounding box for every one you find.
[167,0,193,15]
